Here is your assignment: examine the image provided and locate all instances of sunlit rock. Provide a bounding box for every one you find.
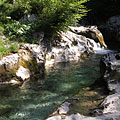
[58,102,71,114]
[16,66,30,80]
[9,79,20,85]
[99,52,120,118]
[101,93,120,114]
[45,26,107,66]
[0,44,45,88]
[0,54,19,73]
[21,43,45,64]
[69,26,107,48]
[47,115,61,120]
[65,113,86,120]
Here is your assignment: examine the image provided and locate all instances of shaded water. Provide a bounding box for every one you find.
[0,54,103,120]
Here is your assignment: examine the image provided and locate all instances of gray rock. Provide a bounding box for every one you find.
[0,44,45,88]
[58,102,71,115]
[99,52,120,118]
[47,116,61,120]
[101,93,120,114]
[22,43,45,64]
[16,66,30,80]
[65,113,85,120]
[107,16,120,30]
[33,32,44,42]
[100,53,120,92]
[45,26,107,66]
[0,53,19,73]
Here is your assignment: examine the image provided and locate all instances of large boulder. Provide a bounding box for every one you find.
[100,52,120,92]
[45,26,107,66]
[99,52,120,117]
[0,43,45,88]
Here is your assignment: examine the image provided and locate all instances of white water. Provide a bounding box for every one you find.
[94,49,114,54]
[89,39,114,54]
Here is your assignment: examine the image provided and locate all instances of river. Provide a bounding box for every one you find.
[0,53,110,120]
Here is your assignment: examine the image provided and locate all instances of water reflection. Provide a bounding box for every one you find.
[0,54,101,120]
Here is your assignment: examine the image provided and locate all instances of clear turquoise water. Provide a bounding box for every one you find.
[0,54,101,120]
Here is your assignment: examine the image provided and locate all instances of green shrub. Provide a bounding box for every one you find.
[1,0,89,42]
[10,43,19,53]
[0,39,19,56]
[34,0,88,35]
[0,40,9,56]
[0,45,9,56]
[4,20,36,43]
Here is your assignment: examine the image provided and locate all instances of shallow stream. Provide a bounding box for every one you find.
[0,54,107,120]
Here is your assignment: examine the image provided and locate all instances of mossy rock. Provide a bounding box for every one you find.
[18,49,38,72]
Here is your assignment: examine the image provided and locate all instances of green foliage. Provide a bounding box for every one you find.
[0,0,89,43]
[0,39,19,57]
[0,46,9,57]
[3,20,37,43]
[0,39,9,56]
[9,43,19,52]
[34,0,88,35]
[0,26,4,34]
